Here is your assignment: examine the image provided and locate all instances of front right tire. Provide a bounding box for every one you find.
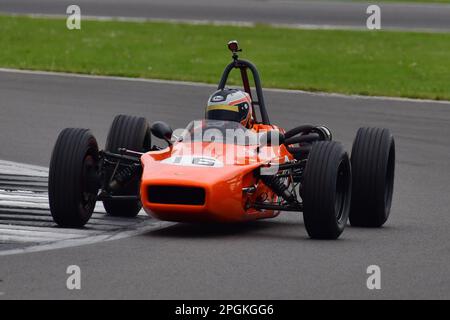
[49,128,100,228]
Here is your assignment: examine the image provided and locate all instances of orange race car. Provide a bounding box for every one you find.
[48,41,395,239]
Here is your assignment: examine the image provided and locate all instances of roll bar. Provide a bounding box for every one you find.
[218,41,270,125]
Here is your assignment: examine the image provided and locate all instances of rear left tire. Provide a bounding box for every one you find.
[349,127,395,227]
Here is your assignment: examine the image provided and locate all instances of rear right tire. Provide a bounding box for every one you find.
[103,114,151,217]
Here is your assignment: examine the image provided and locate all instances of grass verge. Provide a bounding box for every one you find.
[1,15,449,100]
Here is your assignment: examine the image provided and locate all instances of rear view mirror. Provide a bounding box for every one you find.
[151,121,173,145]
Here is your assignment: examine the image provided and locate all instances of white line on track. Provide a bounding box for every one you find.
[1,68,449,106]
[6,12,450,34]
[0,159,48,177]
[0,160,172,256]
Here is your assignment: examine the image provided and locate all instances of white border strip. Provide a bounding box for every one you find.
[4,12,450,33]
[1,67,449,105]
[0,221,173,256]
[0,159,48,177]
[0,159,174,256]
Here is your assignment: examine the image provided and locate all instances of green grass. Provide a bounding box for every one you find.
[1,15,450,100]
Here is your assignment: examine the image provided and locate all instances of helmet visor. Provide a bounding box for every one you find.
[206,104,248,123]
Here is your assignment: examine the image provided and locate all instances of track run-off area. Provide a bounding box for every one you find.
[0,160,168,256]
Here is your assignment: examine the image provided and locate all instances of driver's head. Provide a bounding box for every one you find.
[205,89,253,128]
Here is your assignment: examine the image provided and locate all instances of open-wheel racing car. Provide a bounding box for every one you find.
[48,41,396,239]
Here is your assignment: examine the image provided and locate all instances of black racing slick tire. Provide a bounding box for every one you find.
[103,114,151,217]
[49,128,100,228]
[349,127,395,227]
[302,141,352,239]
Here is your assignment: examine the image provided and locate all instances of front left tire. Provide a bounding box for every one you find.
[302,141,352,239]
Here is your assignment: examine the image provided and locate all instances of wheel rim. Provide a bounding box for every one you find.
[335,159,350,221]
[81,153,98,213]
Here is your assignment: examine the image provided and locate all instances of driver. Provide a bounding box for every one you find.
[205,89,254,129]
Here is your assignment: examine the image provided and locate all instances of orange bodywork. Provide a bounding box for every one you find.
[139,124,293,222]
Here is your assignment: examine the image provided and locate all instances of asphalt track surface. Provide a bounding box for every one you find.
[1,0,450,32]
[0,159,164,255]
[0,69,449,299]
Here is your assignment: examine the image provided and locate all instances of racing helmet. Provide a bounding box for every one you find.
[205,89,253,128]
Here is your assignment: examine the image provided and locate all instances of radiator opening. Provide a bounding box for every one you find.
[148,186,206,205]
